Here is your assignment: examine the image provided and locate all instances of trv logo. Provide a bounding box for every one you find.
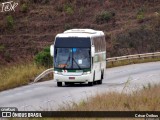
[1,1,18,12]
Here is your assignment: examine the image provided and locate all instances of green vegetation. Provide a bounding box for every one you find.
[0,63,45,92]
[0,46,53,91]
[64,4,74,15]
[54,3,74,14]
[34,47,53,67]
[64,23,72,30]
[21,3,28,13]
[96,11,115,24]
[3,51,13,63]
[0,45,5,52]
[6,15,14,29]
[136,8,145,23]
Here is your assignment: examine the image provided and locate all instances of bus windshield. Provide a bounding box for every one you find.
[54,48,91,69]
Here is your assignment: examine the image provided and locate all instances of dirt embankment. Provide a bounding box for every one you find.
[0,0,160,66]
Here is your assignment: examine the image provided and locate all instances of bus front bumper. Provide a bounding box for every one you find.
[54,74,92,83]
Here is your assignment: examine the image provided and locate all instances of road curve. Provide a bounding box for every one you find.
[0,62,160,111]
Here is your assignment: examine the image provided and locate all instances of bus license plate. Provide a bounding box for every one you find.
[69,77,75,79]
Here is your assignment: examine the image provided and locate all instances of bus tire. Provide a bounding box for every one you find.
[101,70,104,80]
[88,82,93,86]
[57,82,62,87]
[98,79,102,84]
[65,82,70,86]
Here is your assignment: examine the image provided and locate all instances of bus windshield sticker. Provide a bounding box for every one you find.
[73,48,77,52]
[59,64,67,68]
[78,59,82,64]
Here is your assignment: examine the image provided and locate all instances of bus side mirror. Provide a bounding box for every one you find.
[50,45,54,56]
[91,45,95,57]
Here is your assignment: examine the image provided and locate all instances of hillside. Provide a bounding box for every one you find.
[0,0,160,66]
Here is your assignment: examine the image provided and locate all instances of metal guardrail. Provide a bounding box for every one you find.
[34,68,54,83]
[106,52,160,62]
[34,52,160,83]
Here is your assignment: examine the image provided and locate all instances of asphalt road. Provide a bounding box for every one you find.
[0,62,160,111]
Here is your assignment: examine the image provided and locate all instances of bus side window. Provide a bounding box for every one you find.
[97,37,100,52]
[94,38,97,52]
[102,37,105,51]
[100,37,102,52]
[103,36,106,51]
[97,37,99,52]
[99,37,101,52]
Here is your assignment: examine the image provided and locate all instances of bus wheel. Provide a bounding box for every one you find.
[65,82,70,86]
[57,82,62,87]
[98,79,102,84]
[88,82,93,86]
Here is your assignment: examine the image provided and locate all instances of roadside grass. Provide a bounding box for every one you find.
[10,84,159,120]
[107,57,160,68]
[0,63,46,92]
[62,84,160,111]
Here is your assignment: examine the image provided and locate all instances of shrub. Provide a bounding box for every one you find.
[64,23,72,30]
[21,3,28,13]
[6,15,14,29]
[64,4,74,15]
[4,51,12,62]
[136,8,145,23]
[137,14,145,23]
[34,47,53,67]
[96,11,114,24]
[0,45,5,52]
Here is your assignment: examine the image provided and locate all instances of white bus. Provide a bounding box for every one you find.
[50,29,106,87]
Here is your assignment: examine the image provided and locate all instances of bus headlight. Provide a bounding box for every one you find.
[83,71,91,75]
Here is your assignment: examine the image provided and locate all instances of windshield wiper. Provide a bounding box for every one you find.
[72,57,81,70]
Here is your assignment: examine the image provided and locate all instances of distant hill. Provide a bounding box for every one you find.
[0,0,160,65]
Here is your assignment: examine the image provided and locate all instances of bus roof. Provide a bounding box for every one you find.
[56,29,104,38]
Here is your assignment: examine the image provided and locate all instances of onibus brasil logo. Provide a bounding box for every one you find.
[1,1,18,12]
